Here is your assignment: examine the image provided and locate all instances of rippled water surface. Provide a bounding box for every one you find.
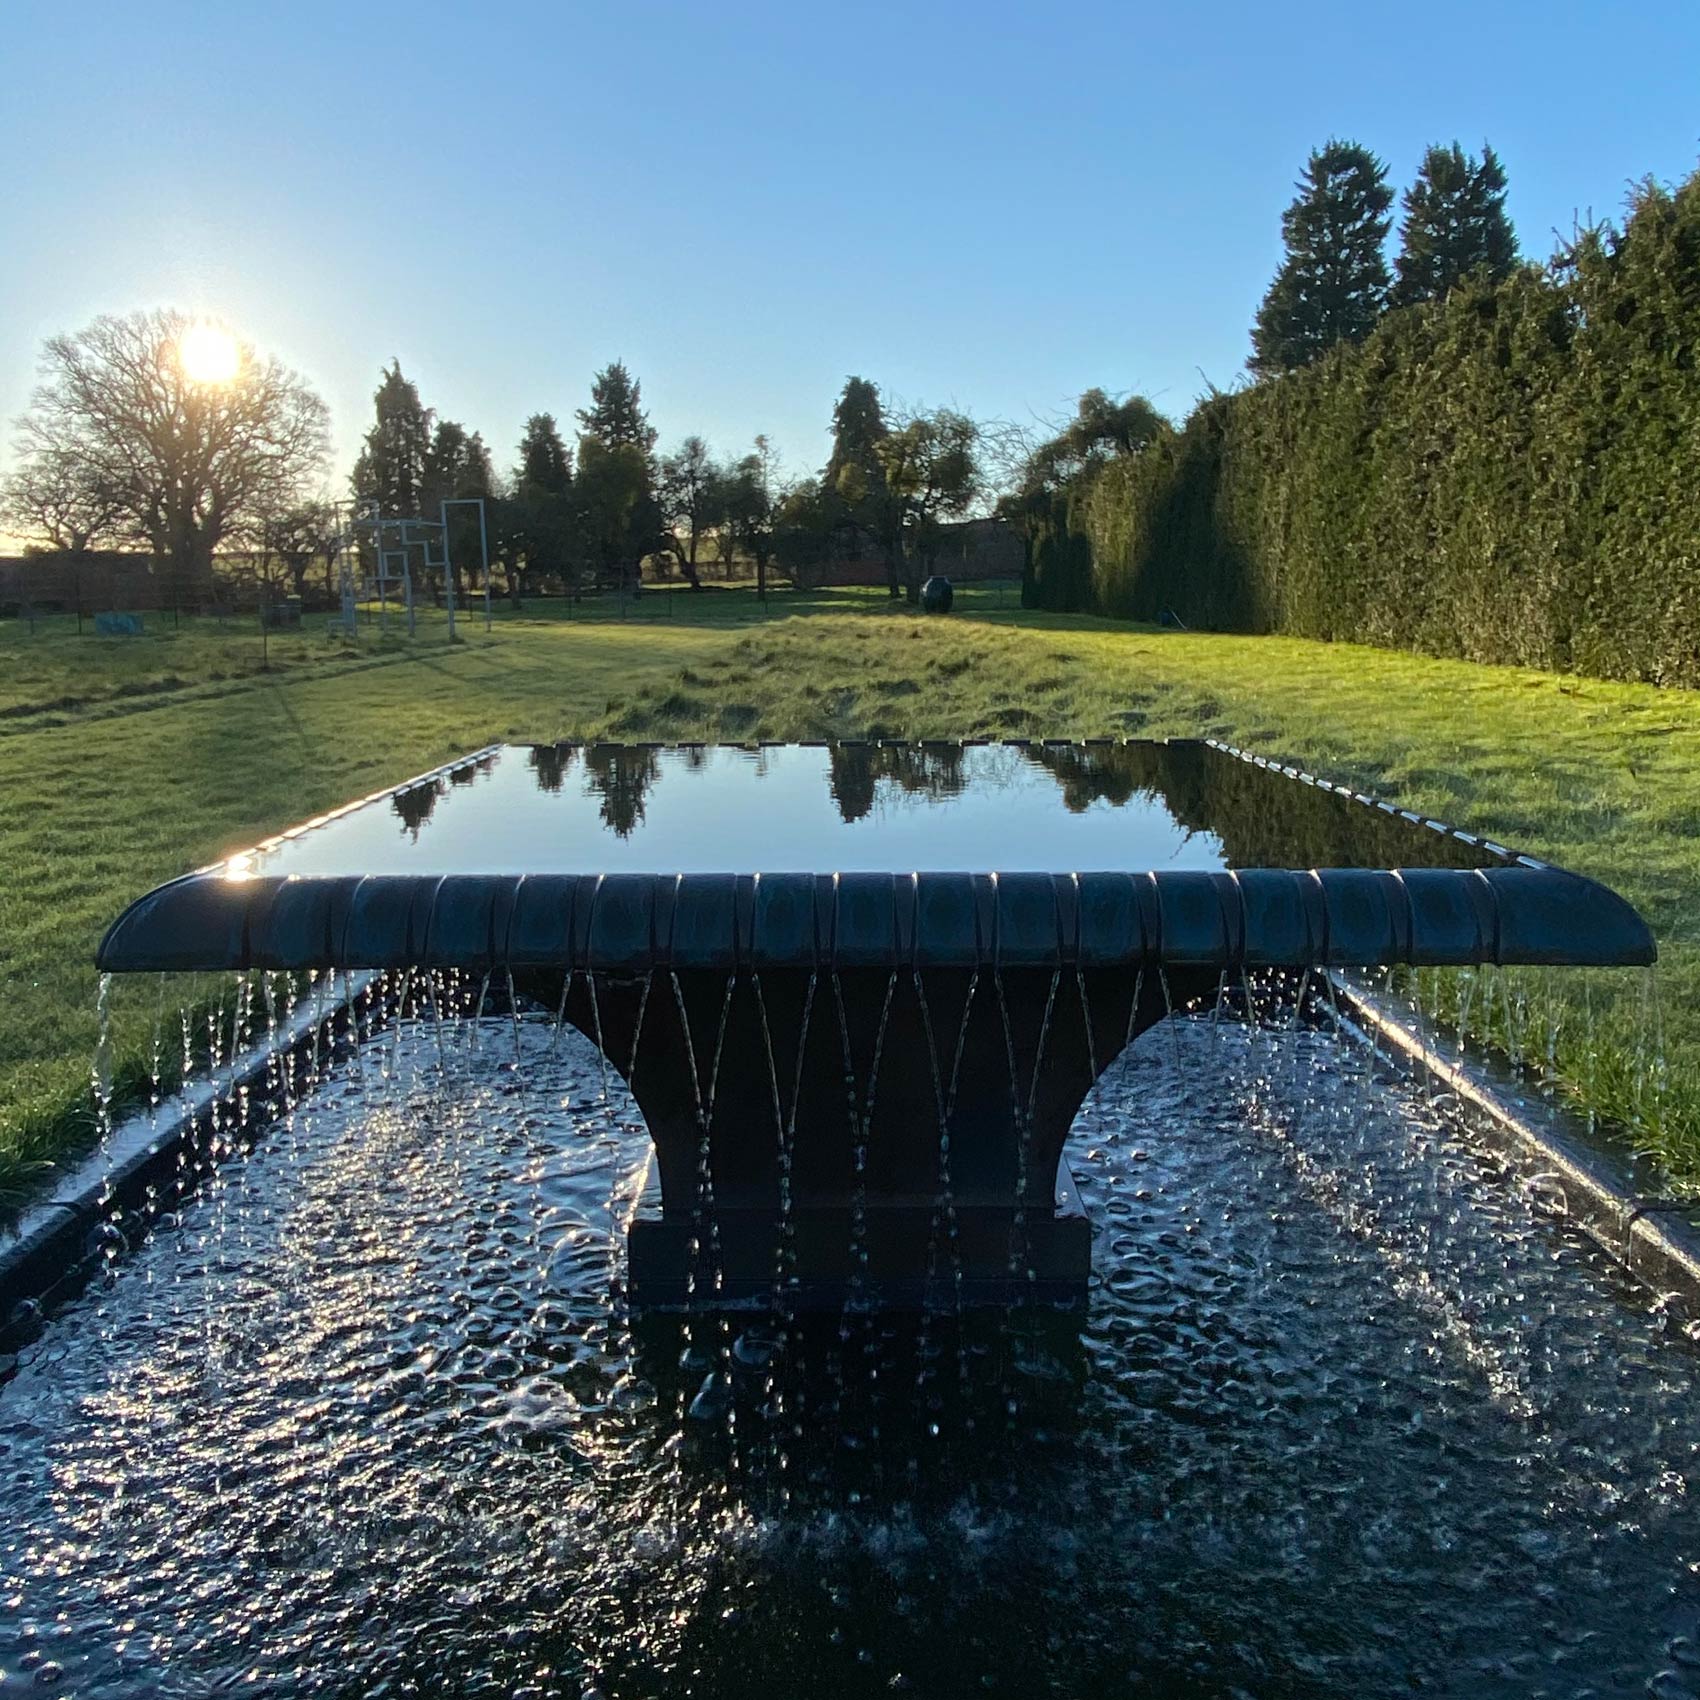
[3,1008,1698,1698]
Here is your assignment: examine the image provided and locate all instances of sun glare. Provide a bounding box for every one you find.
[178,322,241,386]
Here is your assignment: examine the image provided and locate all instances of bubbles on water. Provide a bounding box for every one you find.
[3,990,1699,1697]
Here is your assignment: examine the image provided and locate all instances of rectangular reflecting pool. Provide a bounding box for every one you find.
[230,739,1507,880]
[97,738,1655,978]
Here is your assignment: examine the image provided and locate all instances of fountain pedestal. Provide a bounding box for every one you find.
[544,963,1210,1309]
[623,1153,1092,1307]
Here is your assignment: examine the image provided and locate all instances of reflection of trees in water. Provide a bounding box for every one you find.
[829,746,877,823]
[392,778,447,839]
[828,743,967,824]
[527,744,580,794]
[584,744,662,837]
[395,753,499,836]
[401,740,1483,869]
[1020,742,1150,813]
[1021,742,1491,869]
[392,752,501,837]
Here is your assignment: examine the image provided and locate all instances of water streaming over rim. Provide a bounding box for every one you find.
[4,996,1699,1699]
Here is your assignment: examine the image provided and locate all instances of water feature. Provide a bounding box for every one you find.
[1,737,1680,1694]
[89,739,1657,1310]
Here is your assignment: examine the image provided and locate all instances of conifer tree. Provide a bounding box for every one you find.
[420,420,479,510]
[504,415,575,598]
[575,363,662,590]
[413,420,494,596]
[821,376,902,590]
[576,362,657,457]
[1251,141,1394,374]
[351,361,432,514]
[1392,142,1518,306]
[822,376,888,488]
[514,413,573,494]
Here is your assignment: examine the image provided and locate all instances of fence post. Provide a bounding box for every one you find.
[480,502,491,633]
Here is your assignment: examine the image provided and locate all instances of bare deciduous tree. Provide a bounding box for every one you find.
[258,498,343,603]
[657,435,722,589]
[13,309,329,601]
[722,435,787,595]
[876,407,983,601]
[1,442,129,554]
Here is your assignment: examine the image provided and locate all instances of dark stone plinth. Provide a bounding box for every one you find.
[98,865,1659,979]
[89,739,1662,1314]
[624,1149,1092,1308]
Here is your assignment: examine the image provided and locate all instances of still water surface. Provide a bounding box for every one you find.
[2,1009,1696,1698]
[239,740,1499,878]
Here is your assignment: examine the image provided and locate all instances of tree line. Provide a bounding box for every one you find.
[8,136,1525,626]
[347,361,990,606]
[344,357,787,603]
[1018,151,1700,687]
[3,310,997,610]
[1010,135,1521,588]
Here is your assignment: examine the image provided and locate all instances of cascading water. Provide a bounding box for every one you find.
[4,983,1699,1697]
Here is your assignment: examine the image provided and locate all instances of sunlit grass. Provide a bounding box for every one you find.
[3,587,1696,1202]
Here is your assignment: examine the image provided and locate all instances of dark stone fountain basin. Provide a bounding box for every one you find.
[95,740,1656,1308]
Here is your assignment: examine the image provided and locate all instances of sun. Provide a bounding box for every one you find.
[178,322,242,386]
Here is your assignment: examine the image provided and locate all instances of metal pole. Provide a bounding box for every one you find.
[339,502,364,638]
[479,499,491,632]
[440,501,457,642]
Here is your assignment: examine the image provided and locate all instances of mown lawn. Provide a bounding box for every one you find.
[2,586,1695,1204]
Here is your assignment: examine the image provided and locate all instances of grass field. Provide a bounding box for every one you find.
[2,585,1696,1205]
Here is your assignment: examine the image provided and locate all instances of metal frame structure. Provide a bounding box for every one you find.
[330,500,368,637]
[440,497,492,637]
[328,498,492,640]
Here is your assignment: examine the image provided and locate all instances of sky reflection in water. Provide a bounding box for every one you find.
[241,741,1500,879]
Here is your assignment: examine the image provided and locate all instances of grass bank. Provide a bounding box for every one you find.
[2,587,1694,1203]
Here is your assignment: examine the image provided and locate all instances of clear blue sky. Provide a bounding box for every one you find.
[4,0,1698,493]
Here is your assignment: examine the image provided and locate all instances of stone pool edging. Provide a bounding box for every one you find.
[1331,977,1700,1319]
[0,971,376,1359]
[1202,737,1551,871]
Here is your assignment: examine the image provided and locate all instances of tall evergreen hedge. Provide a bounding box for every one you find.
[1071,173,1700,685]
